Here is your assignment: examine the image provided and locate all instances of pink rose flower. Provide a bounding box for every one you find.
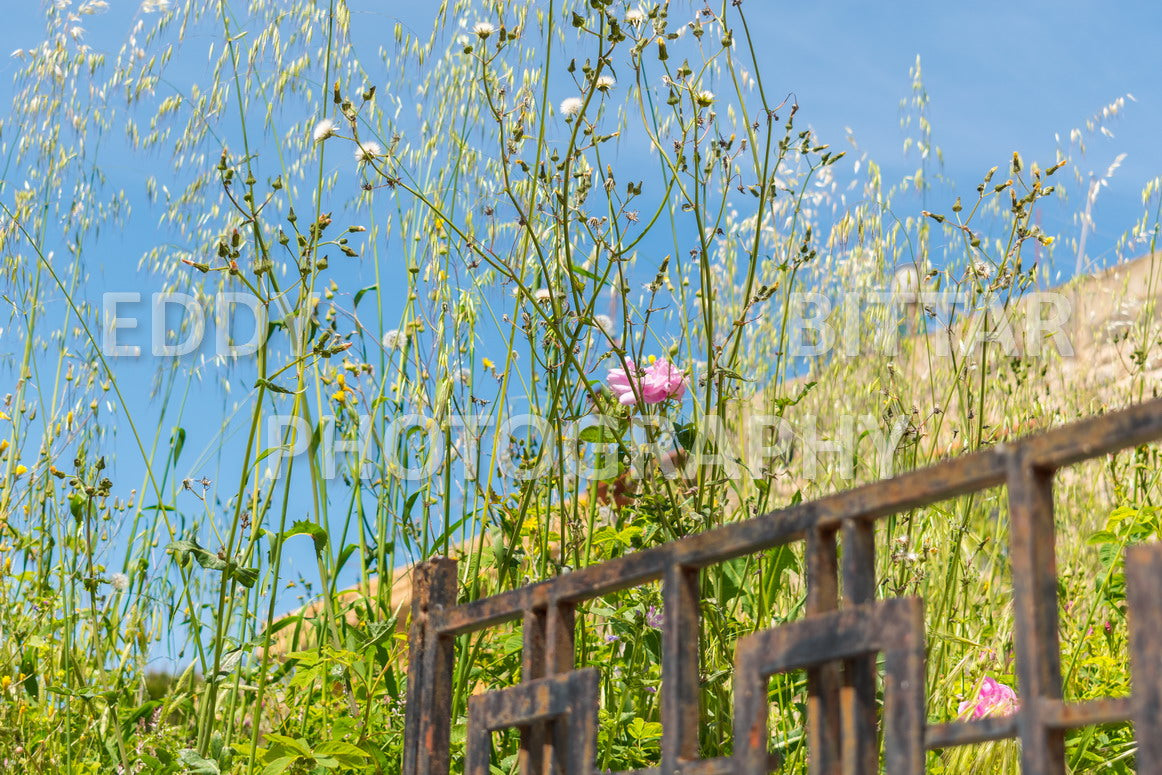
[958,676,1019,720]
[605,358,686,406]
[605,359,640,405]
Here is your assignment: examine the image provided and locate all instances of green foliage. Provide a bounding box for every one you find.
[0,0,1158,773]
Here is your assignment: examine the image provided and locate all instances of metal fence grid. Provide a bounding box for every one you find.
[403,398,1162,775]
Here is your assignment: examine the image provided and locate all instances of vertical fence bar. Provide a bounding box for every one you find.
[806,526,842,775]
[403,558,459,775]
[662,563,701,774]
[1007,453,1066,774]
[841,519,878,775]
[521,608,547,775]
[544,601,575,773]
[881,600,926,775]
[566,670,601,775]
[545,600,575,674]
[1127,544,1162,774]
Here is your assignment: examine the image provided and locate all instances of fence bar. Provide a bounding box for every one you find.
[840,519,877,775]
[1127,544,1162,774]
[403,558,458,775]
[465,670,599,775]
[1024,397,1162,470]
[1008,454,1066,774]
[521,608,547,775]
[734,599,924,775]
[1040,697,1131,728]
[924,716,1019,749]
[662,563,701,774]
[545,601,575,675]
[880,601,926,775]
[543,601,575,771]
[806,526,841,775]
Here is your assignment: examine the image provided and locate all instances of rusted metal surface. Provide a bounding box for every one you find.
[734,599,925,775]
[466,669,599,775]
[661,563,701,774]
[404,397,1162,774]
[1128,544,1162,773]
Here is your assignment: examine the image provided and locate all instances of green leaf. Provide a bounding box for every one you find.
[771,380,818,411]
[1087,530,1117,545]
[353,284,378,309]
[68,491,88,520]
[284,650,321,667]
[263,734,312,757]
[166,538,259,588]
[713,366,752,383]
[210,648,246,681]
[46,684,117,701]
[121,699,161,730]
[288,662,321,689]
[336,542,358,574]
[171,426,187,463]
[177,749,221,774]
[254,377,302,395]
[627,717,663,741]
[283,520,328,555]
[578,423,620,444]
[230,565,259,588]
[19,647,37,700]
[673,422,697,451]
[570,263,600,281]
[361,621,395,650]
[315,741,370,764]
[254,446,286,465]
[260,755,300,775]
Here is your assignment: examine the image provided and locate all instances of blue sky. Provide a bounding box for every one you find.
[756,0,1162,271]
[4,0,1157,275]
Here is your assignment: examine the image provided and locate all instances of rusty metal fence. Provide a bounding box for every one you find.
[403,398,1162,775]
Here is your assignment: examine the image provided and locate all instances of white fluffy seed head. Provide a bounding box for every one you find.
[312,117,337,142]
[382,329,406,349]
[355,140,382,163]
[559,97,583,117]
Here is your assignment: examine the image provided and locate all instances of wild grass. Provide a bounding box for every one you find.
[0,1,1159,773]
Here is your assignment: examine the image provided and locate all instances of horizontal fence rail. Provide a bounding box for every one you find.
[404,397,1162,775]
